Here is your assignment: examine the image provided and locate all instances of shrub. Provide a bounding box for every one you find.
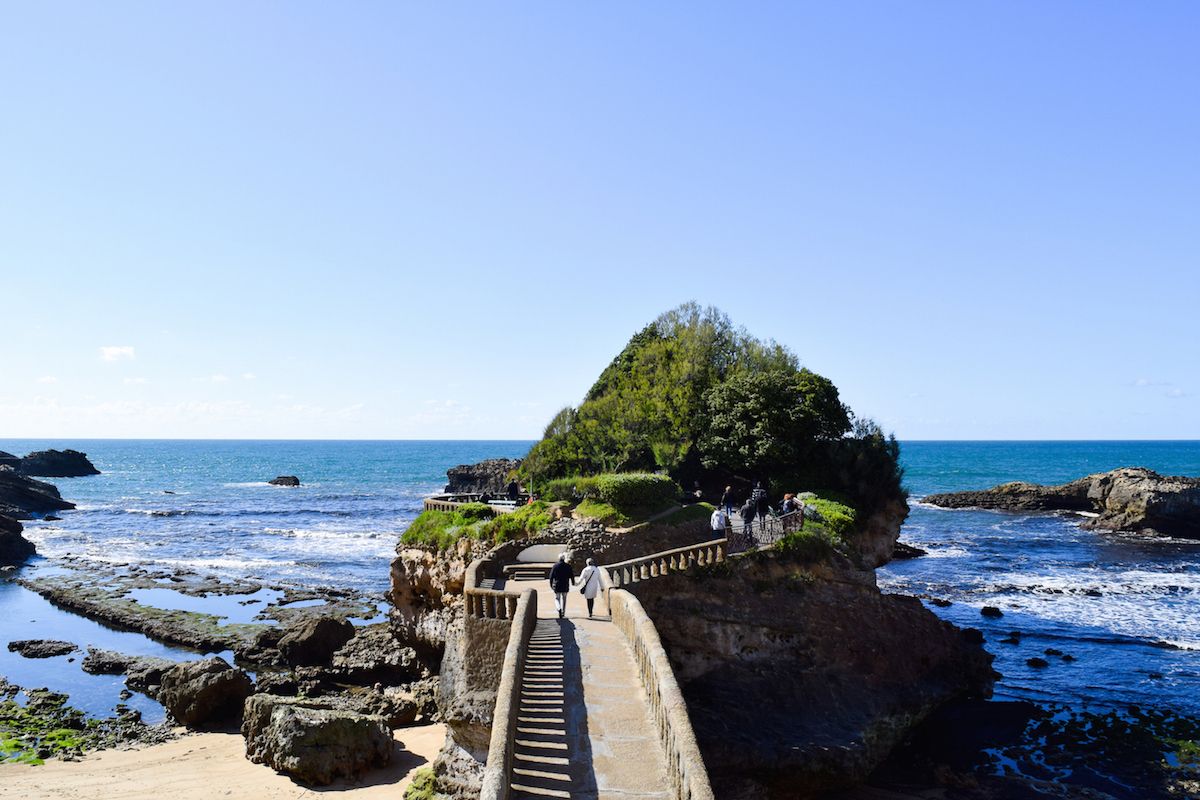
[404,767,437,800]
[594,473,678,513]
[480,501,553,544]
[539,476,599,503]
[775,528,837,563]
[574,499,624,526]
[456,502,496,521]
[804,496,855,539]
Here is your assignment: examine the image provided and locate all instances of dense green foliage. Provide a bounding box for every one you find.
[540,472,679,522]
[401,502,552,549]
[804,496,856,539]
[574,499,624,525]
[520,303,905,528]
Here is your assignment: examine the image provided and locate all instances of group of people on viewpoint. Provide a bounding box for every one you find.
[544,482,803,620]
[711,481,805,549]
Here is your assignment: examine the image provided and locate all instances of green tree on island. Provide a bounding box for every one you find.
[521,303,904,523]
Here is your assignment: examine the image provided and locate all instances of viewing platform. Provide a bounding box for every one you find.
[423,493,529,514]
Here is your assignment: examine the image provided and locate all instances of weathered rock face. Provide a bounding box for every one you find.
[0,514,36,565]
[329,622,423,685]
[0,467,75,519]
[159,657,253,727]
[925,467,1200,539]
[242,694,392,785]
[851,495,910,568]
[269,475,301,487]
[277,616,355,667]
[443,459,520,494]
[7,639,77,658]
[10,449,100,477]
[627,554,994,799]
[389,536,491,665]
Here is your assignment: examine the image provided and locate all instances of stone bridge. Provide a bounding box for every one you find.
[464,540,727,800]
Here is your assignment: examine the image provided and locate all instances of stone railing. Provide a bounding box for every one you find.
[604,538,726,588]
[609,587,715,800]
[478,588,538,800]
[464,557,521,619]
[423,494,524,513]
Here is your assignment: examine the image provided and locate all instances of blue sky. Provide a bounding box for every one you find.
[2,3,1197,440]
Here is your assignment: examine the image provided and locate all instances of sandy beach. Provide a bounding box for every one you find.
[0,722,445,800]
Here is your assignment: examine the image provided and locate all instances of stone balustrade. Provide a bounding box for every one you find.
[478,588,537,800]
[609,587,716,800]
[423,494,523,513]
[604,538,726,588]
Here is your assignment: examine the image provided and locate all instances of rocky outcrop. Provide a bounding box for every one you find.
[159,656,253,727]
[925,467,1200,539]
[389,536,492,665]
[277,616,355,667]
[0,467,75,519]
[443,459,520,494]
[81,648,177,697]
[851,495,910,568]
[4,449,101,477]
[330,623,423,684]
[242,694,392,785]
[627,553,994,799]
[269,476,301,487]
[7,639,77,658]
[0,514,36,565]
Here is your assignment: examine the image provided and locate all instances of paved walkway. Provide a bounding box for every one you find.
[507,585,670,800]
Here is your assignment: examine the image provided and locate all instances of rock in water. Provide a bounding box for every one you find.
[0,468,75,519]
[443,458,520,494]
[269,475,301,487]
[7,639,77,658]
[278,616,355,667]
[159,657,253,726]
[924,467,1200,539]
[0,514,36,565]
[242,694,392,785]
[16,449,100,477]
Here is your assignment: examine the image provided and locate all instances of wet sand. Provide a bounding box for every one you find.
[0,722,445,799]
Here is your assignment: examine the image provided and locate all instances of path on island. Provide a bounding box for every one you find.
[506,585,670,800]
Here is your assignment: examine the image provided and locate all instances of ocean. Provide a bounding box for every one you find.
[2,439,1198,722]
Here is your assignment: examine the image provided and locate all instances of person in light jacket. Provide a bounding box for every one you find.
[548,553,574,619]
[575,557,602,618]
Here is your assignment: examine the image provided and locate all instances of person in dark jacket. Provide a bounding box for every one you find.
[548,553,574,619]
[720,485,735,517]
[750,481,770,531]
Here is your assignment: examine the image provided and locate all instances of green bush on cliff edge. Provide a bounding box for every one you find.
[401,502,553,550]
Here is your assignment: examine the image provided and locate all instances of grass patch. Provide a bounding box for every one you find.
[575,499,626,526]
[655,502,714,525]
[401,502,553,549]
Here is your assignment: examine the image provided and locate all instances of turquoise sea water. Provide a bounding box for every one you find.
[881,441,1200,716]
[1,439,1198,721]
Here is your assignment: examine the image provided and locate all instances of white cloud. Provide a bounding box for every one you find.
[100,346,136,362]
[1166,387,1189,399]
[36,376,57,384]
[124,377,148,385]
[242,373,256,380]
[210,374,230,383]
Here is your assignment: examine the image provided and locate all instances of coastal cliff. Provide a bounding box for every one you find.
[925,467,1200,539]
[627,552,994,798]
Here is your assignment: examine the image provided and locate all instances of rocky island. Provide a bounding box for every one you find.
[924,467,1200,539]
[387,305,1004,799]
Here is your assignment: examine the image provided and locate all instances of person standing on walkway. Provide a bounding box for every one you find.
[739,499,755,549]
[549,553,574,619]
[720,485,736,517]
[710,505,729,537]
[750,481,770,531]
[575,557,602,618]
